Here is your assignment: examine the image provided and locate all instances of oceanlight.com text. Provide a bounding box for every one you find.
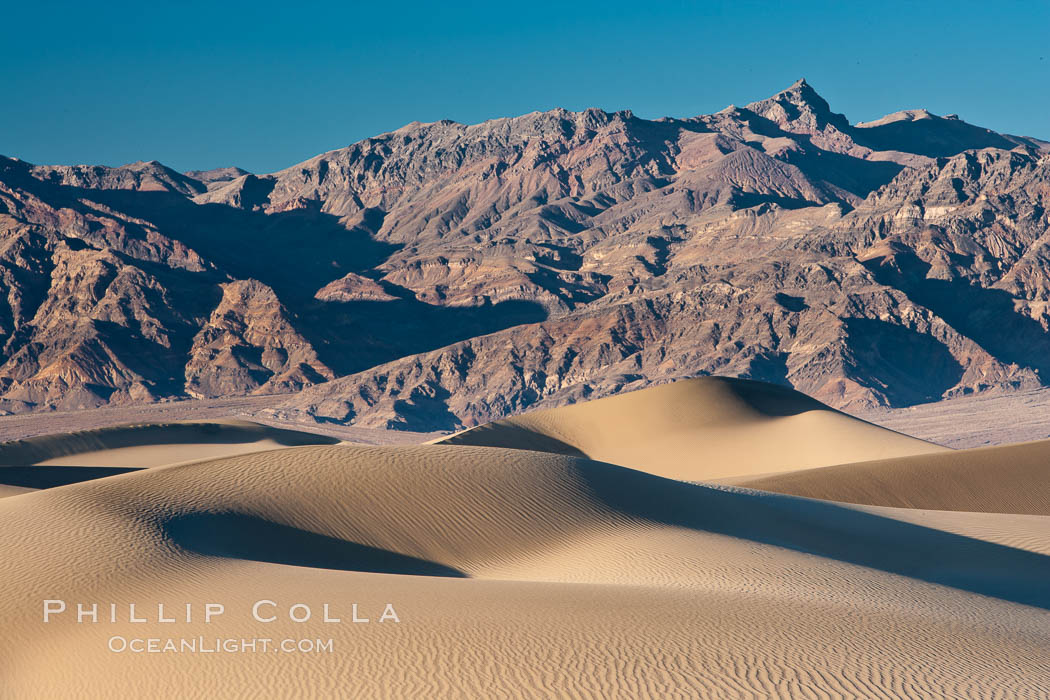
[107,636,335,654]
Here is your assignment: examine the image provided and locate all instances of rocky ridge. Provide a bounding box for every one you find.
[1,79,1048,429]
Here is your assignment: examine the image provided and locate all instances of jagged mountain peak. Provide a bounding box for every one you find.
[742,79,851,135]
[779,77,821,100]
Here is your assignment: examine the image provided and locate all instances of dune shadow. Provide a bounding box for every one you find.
[166,422,341,447]
[163,511,466,578]
[579,460,1050,610]
[719,377,831,417]
[0,423,340,466]
[141,449,1050,603]
[440,424,589,458]
[0,465,141,489]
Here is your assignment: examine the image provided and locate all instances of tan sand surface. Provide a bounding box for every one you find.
[6,378,1050,698]
[3,443,1050,697]
[436,377,945,480]
[0,419,339,468]
[0,419,341,498]
[729,438,1050,514]
[0,483,35,497]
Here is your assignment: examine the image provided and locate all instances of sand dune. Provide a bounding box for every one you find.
[0,419,339,499]
[0,465,140,494]
[0,418,338,468]
[5,378,1050,697]
[726,438,1050,514]
[728,438,1050,514]
[3,442,1050,697]
[0,483,36,498]
[436,377,945,480]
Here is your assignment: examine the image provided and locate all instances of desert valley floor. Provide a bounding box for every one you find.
[3,377,1050,697]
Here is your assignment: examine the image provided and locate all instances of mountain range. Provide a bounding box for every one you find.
[2,79,1048,430]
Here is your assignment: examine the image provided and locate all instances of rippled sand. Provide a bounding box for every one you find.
[2,379,1049,697]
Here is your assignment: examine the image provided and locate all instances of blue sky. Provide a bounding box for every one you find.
[3,1,1047,173]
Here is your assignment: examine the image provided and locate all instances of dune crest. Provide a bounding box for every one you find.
[4,443,1050,696]
[730,438,1050,514]
[0,418,338,468]
[4,378,1050,697]
[436,376,945,480]
[0,419,340,497]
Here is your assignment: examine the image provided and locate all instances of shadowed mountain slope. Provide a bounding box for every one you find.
[2,80,1049,430]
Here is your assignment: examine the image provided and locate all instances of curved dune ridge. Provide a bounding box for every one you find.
[727,438,1050,514]
[3,377,1050,697]
[0,418,340,467]
[436,376,946,480]
[3,443,1050,697]
[0,419,339,497]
